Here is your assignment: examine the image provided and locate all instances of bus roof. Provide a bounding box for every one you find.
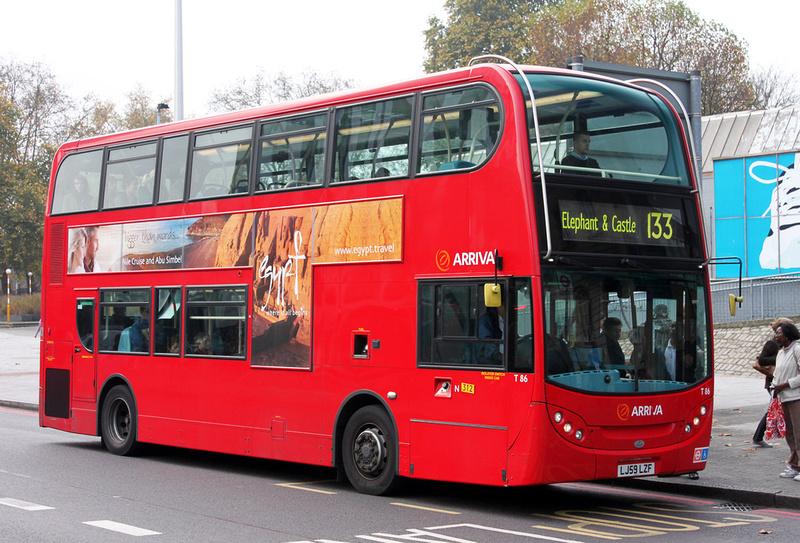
[59,62,644,154]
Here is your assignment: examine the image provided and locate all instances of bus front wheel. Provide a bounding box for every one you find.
[342,405,399,495]
[100,385,141,456]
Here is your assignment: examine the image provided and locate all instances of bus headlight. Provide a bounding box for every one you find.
[685,424,692,434]
[548,405,590,446]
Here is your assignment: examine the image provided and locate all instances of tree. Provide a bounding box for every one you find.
[0,59,71,166]
[0,92,45,276]
[525,0,754,115]
[208,69,354,113]
[750,65,800,110]
[0,60,73,277]
[424,0,771,116]
[121,84,172,130]
[65,94,122,140]
[423,0,561,72]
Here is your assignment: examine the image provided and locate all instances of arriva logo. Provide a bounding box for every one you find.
[435,250,451,271]
[617,403,663,421]
[435,249,495,271]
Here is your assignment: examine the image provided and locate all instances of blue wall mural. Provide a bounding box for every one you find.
[714,152,800,278]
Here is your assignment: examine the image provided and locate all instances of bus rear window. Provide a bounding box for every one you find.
[51,150,103,215]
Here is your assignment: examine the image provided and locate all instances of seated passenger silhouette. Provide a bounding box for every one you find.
[561,131,600,176]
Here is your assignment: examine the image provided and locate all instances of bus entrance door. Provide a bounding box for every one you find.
[72,297,97,405]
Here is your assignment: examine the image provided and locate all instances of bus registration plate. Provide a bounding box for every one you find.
[617,462,655,478]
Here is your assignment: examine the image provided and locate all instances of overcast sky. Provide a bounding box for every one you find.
[1,0,795,119]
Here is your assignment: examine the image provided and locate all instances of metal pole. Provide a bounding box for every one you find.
[175,0,184,121]
[27,272,32,295]
[5,269,10,323]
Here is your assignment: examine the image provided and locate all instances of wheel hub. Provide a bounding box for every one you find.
[354,428,385,475]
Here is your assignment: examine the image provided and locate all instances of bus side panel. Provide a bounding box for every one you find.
[409,422,508,485]
[70,404,97,435]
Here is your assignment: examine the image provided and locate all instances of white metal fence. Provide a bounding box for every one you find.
[710,272,800,324]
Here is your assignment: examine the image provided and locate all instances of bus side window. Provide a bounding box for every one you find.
[51,150,103,215]
[333,96,413,183]
[185,286,247,358]
[418,281,505,368]
[189,126,253,200]
[158,135,189,203]
[103,143,158,209]
[419,86,501,174]
[257,113,327,192]
[98,289,151,354]
[154,288,182,355]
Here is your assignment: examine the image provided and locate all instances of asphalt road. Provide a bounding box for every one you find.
[4,406,800,543]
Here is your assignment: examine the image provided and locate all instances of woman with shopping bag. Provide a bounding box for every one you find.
[770,322,800,479]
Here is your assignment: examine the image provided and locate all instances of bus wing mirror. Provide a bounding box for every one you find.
[484,283,502,308]
[729,293,743,316]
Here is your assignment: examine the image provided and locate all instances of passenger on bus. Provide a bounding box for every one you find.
[664,322,696,381]
[63,173,94,211]
[561,131,601,176]
[129,307,150,352]
[192,331,213,355]
[598,317,625,370]
[476,294,504,364]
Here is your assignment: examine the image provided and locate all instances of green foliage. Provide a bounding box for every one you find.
[122,84,172,129]
[424,0,560,72]
[425,0,758,115]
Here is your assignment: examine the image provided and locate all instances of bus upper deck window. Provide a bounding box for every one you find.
[419,86,501,174]
[333,96,413,183]
[51,150,103,215]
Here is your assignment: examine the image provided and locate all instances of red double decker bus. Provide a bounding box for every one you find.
[40,60,712,494]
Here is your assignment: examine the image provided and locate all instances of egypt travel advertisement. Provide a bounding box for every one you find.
[66,197,403,367]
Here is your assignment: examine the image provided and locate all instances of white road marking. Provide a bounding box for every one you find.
[0,498,54,511]
[83,520,161,536]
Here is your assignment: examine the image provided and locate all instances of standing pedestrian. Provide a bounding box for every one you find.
[753,318,794,447]
[770,322,800,479]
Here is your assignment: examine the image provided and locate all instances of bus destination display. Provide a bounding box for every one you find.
[559,199,684,247]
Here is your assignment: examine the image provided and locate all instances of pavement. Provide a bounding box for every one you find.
[2,324,799,509]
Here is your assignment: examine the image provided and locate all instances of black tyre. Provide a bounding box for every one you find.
[100,385,141,456]
[342,405,399,495]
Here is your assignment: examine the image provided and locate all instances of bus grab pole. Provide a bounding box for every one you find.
[469,55,553,261]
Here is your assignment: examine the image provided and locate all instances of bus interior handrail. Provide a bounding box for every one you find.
[469,55,553,261]
[543,163,683,182]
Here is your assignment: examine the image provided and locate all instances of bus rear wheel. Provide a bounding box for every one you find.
[342,405,399,495]
[100,385,141,456]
